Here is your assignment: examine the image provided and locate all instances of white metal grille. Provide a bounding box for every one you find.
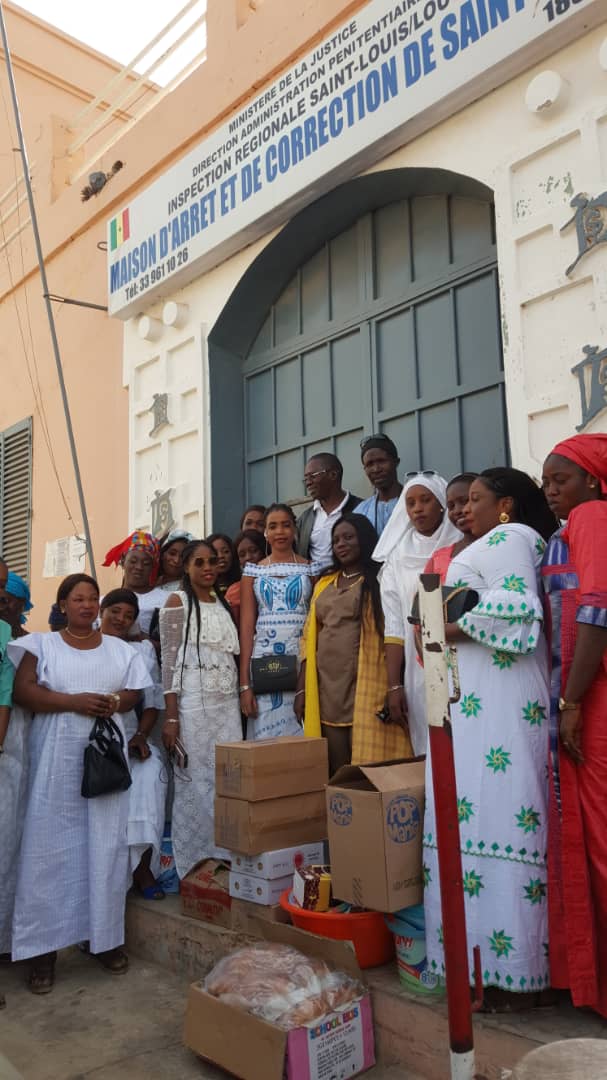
[0,418,32,579]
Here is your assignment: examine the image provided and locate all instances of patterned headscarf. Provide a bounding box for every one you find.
[6,571,33,624]
[551,434,607,494]
[103,531,161,583]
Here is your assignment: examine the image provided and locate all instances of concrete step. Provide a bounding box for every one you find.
[125,895,607,1079]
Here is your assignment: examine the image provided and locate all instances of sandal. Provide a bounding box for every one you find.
[94,947,129,974]
[132,861,165,902]
[138,884,165,901]
[28,951,57,995]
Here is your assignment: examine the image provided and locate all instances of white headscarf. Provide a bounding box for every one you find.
[373,472,462,564]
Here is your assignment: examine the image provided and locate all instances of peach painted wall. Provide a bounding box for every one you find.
[0,0,364,626]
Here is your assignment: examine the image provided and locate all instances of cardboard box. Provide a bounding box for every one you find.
[230,897,291,933]
[215,790,327,855]
[231,842,325,880]
[215,737,328,802]
[183,922,375,1080]
[180,859,232,928]
[327,759,425,913]
[229,870,292,905]
[292,866,331,912]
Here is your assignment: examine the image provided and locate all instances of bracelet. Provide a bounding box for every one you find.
[135,730,147,738]
[387,684,403,694]
[294,689,305,698]
[110,693,121,711]
[165,718,180,724]
[239,685,251,694]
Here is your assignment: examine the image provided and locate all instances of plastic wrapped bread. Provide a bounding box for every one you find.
[204,943,362,1029]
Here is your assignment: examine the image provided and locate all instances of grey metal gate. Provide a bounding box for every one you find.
[243,193,507,505]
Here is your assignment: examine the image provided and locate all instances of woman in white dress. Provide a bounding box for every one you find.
[375,473,462,754]
[100,589,165,899]
[160,540,241,879]
[423,469,558,1005]
[8,573,151,994]
[239,504,319,741]
[157,529,194,593]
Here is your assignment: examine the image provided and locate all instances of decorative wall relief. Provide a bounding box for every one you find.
[571,344,607,430]
[151,488,175,536]
[149,393,170,438]
[561,192,607,275]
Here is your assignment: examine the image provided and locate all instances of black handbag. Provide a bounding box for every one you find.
[81,716,132,799]
[408,585,479,626]
[251,654,298,694]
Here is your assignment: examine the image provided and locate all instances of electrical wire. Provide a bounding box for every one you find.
[0,71,79,531]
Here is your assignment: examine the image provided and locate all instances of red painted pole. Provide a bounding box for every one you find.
[419,574,483,1080]
[428,721,474,1055]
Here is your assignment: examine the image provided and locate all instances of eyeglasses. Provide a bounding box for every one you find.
[303,468,329,483]
[192,556,218,567]
[404,470,438,479]
[360,433,393,450]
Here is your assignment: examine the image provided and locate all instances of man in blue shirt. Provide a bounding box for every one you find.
[355,434,403,537]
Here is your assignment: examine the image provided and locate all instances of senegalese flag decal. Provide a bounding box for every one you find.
[109,208,130,252]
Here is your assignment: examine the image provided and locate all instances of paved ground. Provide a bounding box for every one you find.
[0,949,418,1079]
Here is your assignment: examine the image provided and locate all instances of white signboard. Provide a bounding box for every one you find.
[107,0,603,319]
[43,536,87,578]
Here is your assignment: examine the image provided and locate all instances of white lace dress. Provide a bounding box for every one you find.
[159,592,241,878]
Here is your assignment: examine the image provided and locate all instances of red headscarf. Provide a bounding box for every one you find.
[103,530,161,584]
[550,434,607,495]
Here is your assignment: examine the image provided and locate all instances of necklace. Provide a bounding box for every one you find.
[64,626,98,641]
[336,572,363,593]
[269,552,297,565]
[341,569,363,579]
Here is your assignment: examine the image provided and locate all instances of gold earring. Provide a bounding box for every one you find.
[499,512,510,524]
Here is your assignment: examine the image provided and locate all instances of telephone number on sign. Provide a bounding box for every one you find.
[122,248,189,302]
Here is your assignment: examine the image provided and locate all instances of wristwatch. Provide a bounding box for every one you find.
[558,697,580,711]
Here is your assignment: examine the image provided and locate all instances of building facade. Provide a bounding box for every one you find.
[115,0,607,536]
[1,0,606,622]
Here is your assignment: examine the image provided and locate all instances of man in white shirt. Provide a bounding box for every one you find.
[297,454,361,567]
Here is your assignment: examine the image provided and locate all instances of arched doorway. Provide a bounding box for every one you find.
[208,169,508,531]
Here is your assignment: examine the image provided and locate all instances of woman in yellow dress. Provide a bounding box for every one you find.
[297,513,412,773]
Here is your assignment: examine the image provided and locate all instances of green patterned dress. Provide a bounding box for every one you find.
[423,523,550,991]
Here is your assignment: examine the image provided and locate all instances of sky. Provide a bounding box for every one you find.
[14,1,207,85]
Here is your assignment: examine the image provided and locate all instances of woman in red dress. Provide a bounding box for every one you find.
[541,433,607,1017]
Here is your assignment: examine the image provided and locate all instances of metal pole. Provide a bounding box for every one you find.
[418,573,482,1080]
[0,2,97,577]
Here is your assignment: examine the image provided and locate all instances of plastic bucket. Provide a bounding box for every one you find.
[384,904,443,996]
[279,890,394,969]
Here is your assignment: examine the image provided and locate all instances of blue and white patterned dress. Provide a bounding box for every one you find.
[245,562,318,740]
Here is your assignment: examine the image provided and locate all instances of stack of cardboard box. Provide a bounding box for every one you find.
[214,737,329,928]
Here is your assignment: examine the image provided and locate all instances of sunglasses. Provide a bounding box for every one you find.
[192,556,218,567]
[360,433,393,449]
[404,469,438,479]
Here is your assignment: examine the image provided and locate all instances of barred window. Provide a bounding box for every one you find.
[0,417,32,580]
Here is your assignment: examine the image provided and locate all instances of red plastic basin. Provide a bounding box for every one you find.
[279,889,395,969]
